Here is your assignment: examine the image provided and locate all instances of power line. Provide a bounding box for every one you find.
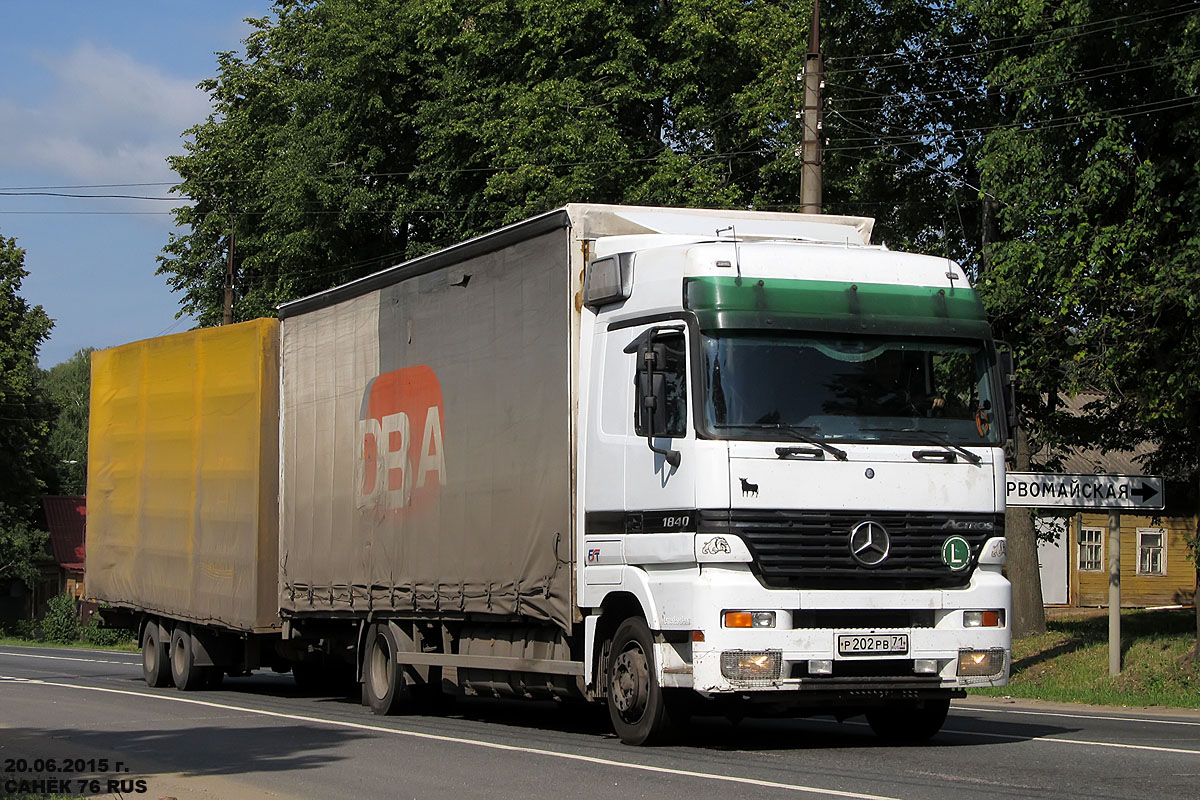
[826,50,1200,115]
[824,3,1200,73]
[824,94,1200,150]
[0,191,176,200]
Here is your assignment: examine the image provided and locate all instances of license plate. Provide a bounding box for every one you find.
[837,633,909,656]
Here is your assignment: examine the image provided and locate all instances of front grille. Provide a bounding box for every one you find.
[699,509,1001,590]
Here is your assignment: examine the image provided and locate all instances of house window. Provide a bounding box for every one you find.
[1137,528,1165,576]
[1078,527,1104,572]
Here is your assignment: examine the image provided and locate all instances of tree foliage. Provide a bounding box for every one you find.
[973,0,1200,475]
[41,348,93,496]
[160,0,821,324]
[0,230,53,587]
[821,0,992,261]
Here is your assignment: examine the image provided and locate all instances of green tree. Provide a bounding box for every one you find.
[160,0,818,323]
[821,0,994,262]
[0,230,53,587]
[41,348,94,496]
[971,0,1200,641]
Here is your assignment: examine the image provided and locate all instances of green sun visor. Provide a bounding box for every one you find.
[683,276,991,338]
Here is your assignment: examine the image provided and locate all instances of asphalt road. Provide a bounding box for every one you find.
[2,644,1198,800]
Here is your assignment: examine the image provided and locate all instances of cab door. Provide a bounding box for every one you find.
[617,324,697,524]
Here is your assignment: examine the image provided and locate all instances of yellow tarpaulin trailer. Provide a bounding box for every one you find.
[86,318,280,632]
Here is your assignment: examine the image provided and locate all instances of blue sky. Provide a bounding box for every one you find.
[0,1,271,366]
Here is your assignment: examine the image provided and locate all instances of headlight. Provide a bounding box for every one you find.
[721,650,782,684]
[958,648,1007,679]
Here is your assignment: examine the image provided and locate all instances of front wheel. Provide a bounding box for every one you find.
[865,698,951,742]
[606,617,674,746]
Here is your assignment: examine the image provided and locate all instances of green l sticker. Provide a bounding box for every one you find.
[941,536,971,571]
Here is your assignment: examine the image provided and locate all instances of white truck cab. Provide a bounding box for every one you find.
[576,211,1011,744]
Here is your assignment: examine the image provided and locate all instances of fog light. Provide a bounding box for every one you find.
[721,650,782,684]
[808,659,833,675]
[964,610,1004,628]
[958,648,1007,678]
[914,659,939,675]
[724,610,777,628]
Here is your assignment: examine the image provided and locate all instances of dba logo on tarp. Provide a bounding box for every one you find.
[356,365,446,511]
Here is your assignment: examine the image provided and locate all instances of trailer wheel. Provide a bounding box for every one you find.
[141,620,172,688]
[363,623,411,715]
[169,624,209,691]
[606,617,674,745]
[865,698,950,743]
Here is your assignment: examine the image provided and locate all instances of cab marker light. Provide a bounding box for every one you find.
[963,610,1004,628]
[723,610,777,628]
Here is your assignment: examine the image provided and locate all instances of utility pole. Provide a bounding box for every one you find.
[800,2,823,214]
[223,213,235,326]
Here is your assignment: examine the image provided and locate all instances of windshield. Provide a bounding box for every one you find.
[701,332,1001,445]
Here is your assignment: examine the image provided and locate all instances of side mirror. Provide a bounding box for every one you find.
[638,346,671,437]
[628,333,682,469]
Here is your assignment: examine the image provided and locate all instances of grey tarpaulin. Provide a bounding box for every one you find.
[279,228,575,631]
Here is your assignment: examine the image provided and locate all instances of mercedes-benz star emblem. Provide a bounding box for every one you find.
[849,521,891,567]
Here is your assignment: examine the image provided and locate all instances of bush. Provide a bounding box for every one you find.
[80,619,133,648]
[41,593,81,643]
[13,618,39,639]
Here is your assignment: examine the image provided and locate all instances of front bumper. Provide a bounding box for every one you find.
[670,563,1011,695]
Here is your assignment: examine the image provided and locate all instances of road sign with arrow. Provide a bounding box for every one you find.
[1005,472,1164,510]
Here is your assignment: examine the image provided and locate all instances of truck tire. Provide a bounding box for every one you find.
[363,623,411,715]
[606,617,674,746]
[169,623,209,692]
[141,620,172,688]
[865,698,950,742]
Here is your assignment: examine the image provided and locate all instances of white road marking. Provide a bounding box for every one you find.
[0,651,139,666]
[943,726,1200,755]
[954,703,1200,728]
[829,717,1200,756]
[0,676,899,800]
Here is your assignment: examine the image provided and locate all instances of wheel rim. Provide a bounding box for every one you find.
[612,641,650,723]
[143,631,156,673]
[172,634,186,676]
[369,634,393,701]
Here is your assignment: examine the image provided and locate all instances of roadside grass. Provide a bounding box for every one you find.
[0,634,138,653]
[971,607,1200,708]
[0,594,138,653]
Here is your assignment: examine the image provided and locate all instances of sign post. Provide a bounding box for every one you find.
[1006,472,1164,677]
[1108,511,1121,675]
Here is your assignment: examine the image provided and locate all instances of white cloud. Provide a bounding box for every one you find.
[0,42,211,184]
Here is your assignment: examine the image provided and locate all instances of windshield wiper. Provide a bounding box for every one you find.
[902,429,982,466]
[762,424,849,461]
[716,423,849,461]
